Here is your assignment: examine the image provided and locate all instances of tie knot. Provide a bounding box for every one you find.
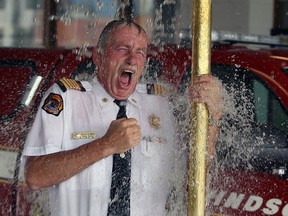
[114,100,128,119]
[114,99,127,107]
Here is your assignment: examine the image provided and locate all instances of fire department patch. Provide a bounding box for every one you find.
[42,93,63,116]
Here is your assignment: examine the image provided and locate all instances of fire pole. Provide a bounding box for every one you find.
[188,0,212,216]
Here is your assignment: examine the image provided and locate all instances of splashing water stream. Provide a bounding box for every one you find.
[1,1,287,216]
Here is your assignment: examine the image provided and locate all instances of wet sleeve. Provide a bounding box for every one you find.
[22,83,66,157]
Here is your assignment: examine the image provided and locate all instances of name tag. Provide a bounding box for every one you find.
[72,132,96,140]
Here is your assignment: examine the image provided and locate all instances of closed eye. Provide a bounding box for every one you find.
[118,47,128,52]
[136,49,147,58]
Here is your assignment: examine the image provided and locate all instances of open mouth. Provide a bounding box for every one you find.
[119,70,134,87]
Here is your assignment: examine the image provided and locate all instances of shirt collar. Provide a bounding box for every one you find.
[91,77,142,109]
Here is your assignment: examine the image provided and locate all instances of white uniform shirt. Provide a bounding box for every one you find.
[23,77,177,216]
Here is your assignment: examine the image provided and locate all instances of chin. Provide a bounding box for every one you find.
[114,91,132,99]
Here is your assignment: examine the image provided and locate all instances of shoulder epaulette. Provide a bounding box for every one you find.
[146,83,167,97]
[57,77,86,92]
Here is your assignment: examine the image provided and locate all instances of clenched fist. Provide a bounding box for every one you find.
[102,118,141,155]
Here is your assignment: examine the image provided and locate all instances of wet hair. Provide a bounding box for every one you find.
[97,18,147,53]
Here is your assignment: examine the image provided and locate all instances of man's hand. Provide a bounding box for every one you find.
[102,118,141,154]
[189,74,224,160]
[189,74,223,121]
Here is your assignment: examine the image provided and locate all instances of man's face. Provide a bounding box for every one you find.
[94,25,148,100]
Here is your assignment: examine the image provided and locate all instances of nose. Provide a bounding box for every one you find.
[126,52,137,66]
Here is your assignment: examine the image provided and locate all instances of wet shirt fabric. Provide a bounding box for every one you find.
[22,77,177,216]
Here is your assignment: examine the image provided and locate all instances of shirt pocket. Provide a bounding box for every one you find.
[140,138,171,190]
[65,159,106,190]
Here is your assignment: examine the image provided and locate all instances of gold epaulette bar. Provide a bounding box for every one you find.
[57,77,86,92]
[146,83,167,96]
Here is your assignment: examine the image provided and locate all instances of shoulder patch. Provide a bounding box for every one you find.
[146,83,167,96]
[57,77,86,92]
[42,93,63,116]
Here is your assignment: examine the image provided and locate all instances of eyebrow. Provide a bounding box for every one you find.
[116,43,147,52]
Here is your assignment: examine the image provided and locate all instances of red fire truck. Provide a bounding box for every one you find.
[0,32,287,215]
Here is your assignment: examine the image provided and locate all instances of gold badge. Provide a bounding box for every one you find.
[72,132,96,140]
[149,114,160,130]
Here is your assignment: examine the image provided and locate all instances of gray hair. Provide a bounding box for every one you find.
[97,18,147,53]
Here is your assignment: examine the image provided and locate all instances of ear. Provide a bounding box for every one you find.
[92,47,101,66]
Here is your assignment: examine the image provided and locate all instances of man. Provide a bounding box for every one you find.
[23,19,223,215]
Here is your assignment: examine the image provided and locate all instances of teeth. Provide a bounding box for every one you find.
[124,70,133,73]
[122,70,134,79]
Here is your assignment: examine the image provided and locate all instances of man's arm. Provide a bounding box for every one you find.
[189,74,223,159]
[25,118,141,190]
[207,125,220,159]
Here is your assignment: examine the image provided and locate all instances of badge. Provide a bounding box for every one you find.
[149,114,160,130]
[42,93,63,116]
[72,132,96,140]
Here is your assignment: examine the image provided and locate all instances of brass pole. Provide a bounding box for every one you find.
[188,0,212,216]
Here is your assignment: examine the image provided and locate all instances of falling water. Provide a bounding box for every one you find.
[1,1,287,216]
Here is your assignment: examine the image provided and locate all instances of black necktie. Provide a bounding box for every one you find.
[107,100,131,216]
